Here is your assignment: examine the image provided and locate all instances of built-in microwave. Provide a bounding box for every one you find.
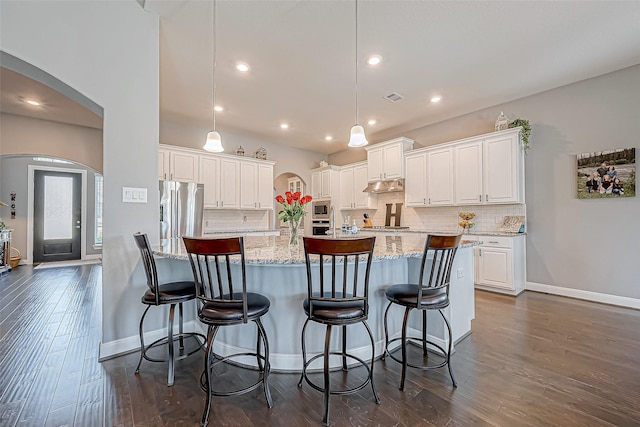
[312,201,331,219]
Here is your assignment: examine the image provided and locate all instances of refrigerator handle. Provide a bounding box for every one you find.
[160,205,164,222]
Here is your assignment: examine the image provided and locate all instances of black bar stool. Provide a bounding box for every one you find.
[383,234,462,391]
[298,236,380,426]
[183,236,272,427]
[132,232,205,386]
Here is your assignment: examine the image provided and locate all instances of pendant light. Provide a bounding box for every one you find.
[203,0,224,152]
[348,0,368,148]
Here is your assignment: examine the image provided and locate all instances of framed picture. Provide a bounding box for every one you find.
[577,148,635,199]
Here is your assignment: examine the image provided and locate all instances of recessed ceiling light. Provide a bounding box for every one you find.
[214,105,224,112]
[25,99,41,106]
[236,63,250,72]
[325,136,333,141]
[280,123,289,129]
[367,119,377,125]
[430,96,442,103]
[366,55,382,66]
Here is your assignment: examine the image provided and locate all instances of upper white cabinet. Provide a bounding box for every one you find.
[310,165,340,200]
[240,161,274,209]
[159,146,199,182]
[454,141,484,205]
[405,146,454,207]
[159,143,274,210]
[365,137,414,181]
[339,162,376,210]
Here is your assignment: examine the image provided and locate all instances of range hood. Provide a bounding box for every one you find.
[363,179,405,193]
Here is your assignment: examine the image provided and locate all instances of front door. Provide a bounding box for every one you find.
[33,170,82,263]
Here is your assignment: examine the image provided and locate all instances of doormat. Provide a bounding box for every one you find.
[34,259,102,270]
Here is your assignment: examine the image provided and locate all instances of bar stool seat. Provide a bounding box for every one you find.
[303,292,365,320]
[141,281,196,304]
[199,292,270,322]
[384,284,448,308]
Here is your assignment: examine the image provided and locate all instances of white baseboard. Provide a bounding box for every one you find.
[526,281,640,310]
[85,254,102,261]
[98,320,200,361]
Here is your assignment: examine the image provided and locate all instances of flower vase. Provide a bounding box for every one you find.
[288,217,302,250]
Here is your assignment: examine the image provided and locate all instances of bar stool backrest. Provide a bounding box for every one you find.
[133,232,161,305]
[182,237,249,324]
[417,234,462,309]
[302,237,376,322]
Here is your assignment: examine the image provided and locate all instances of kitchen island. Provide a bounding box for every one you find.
[154,234,478,372]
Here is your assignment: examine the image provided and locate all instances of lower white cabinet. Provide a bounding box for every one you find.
[472,235,526,295]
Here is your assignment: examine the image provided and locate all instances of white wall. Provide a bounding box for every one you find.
[331,65,640,301]
[0,113,103,172]
[1,1,160,348]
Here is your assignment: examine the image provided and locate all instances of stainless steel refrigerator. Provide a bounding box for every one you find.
[159,181,204,239]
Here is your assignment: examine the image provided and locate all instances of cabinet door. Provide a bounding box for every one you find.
[426,147,454,206]
[321,170,331,198]
[477,246,513,290]
[158,148,170,180]
[311,172,322,199]
[353,164,371,208]
[170,151,198,182]
[339,167,354,209]
[484,134,519,204]
[367,148,384,181]
[405,155,427,207]
[219,158,240,208]
[383,144,404,179]
[455,141,483,205]
[240,161,258,209]
[199,156,220,208]
[257,164,273,209]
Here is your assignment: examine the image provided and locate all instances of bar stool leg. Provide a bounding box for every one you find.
[298,319,310,388]
[167,303,176,386]
[201,325,219,427]
[256,322,263,371]
[440,309,457,387]
[255,318,273,408]
[135,306,151,374]
[322,324,333,426]
[400,307,411,391]
[422,311,428,357]
[382,302,392,361]
[362,320,380,404]
[179,302,185,352]
[341,325,348,371]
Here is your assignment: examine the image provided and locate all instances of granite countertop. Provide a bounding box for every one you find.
[360,228,526,237]
[203,229,280,236]
[154,234,479,265]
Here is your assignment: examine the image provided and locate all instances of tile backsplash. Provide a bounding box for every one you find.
[204,209,270,232]
[339,192,526,233]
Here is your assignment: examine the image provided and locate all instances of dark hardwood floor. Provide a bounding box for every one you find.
[1,264,640,426]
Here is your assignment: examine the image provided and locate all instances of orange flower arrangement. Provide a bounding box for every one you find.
[275,191,312,223]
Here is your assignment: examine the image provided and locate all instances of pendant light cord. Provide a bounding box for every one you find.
[355,0,359,126]
[212,0,217,131]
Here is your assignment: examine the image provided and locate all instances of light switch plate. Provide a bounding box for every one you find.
[122,187,147,203]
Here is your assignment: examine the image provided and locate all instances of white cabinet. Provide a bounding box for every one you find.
[339,162,376,209]
[158,146,199,182]
[219,157,240,209]
[483,132,524,204]
[199,156,220,208]
[405,146,454,207]
[311,166,340,200]
[365,137,414,181]
[288,177,303,195]
[454,141,483,205]
[474,235,526,296]
[240,161,274,209]
[451,128,525,205]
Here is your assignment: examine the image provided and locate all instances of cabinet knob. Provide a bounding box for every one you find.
[485,194,488,202]
[479,195,482,202]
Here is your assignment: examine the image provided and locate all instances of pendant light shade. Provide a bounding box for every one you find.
[348,124,368,147]
[204,130,223,152]
[203,0,224,152]
[348,0,368,148]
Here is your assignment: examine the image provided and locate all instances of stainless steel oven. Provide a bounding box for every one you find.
[311,220,330,236]
[311,201,331,219]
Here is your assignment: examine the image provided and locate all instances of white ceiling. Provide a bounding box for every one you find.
[2,1,640,154]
